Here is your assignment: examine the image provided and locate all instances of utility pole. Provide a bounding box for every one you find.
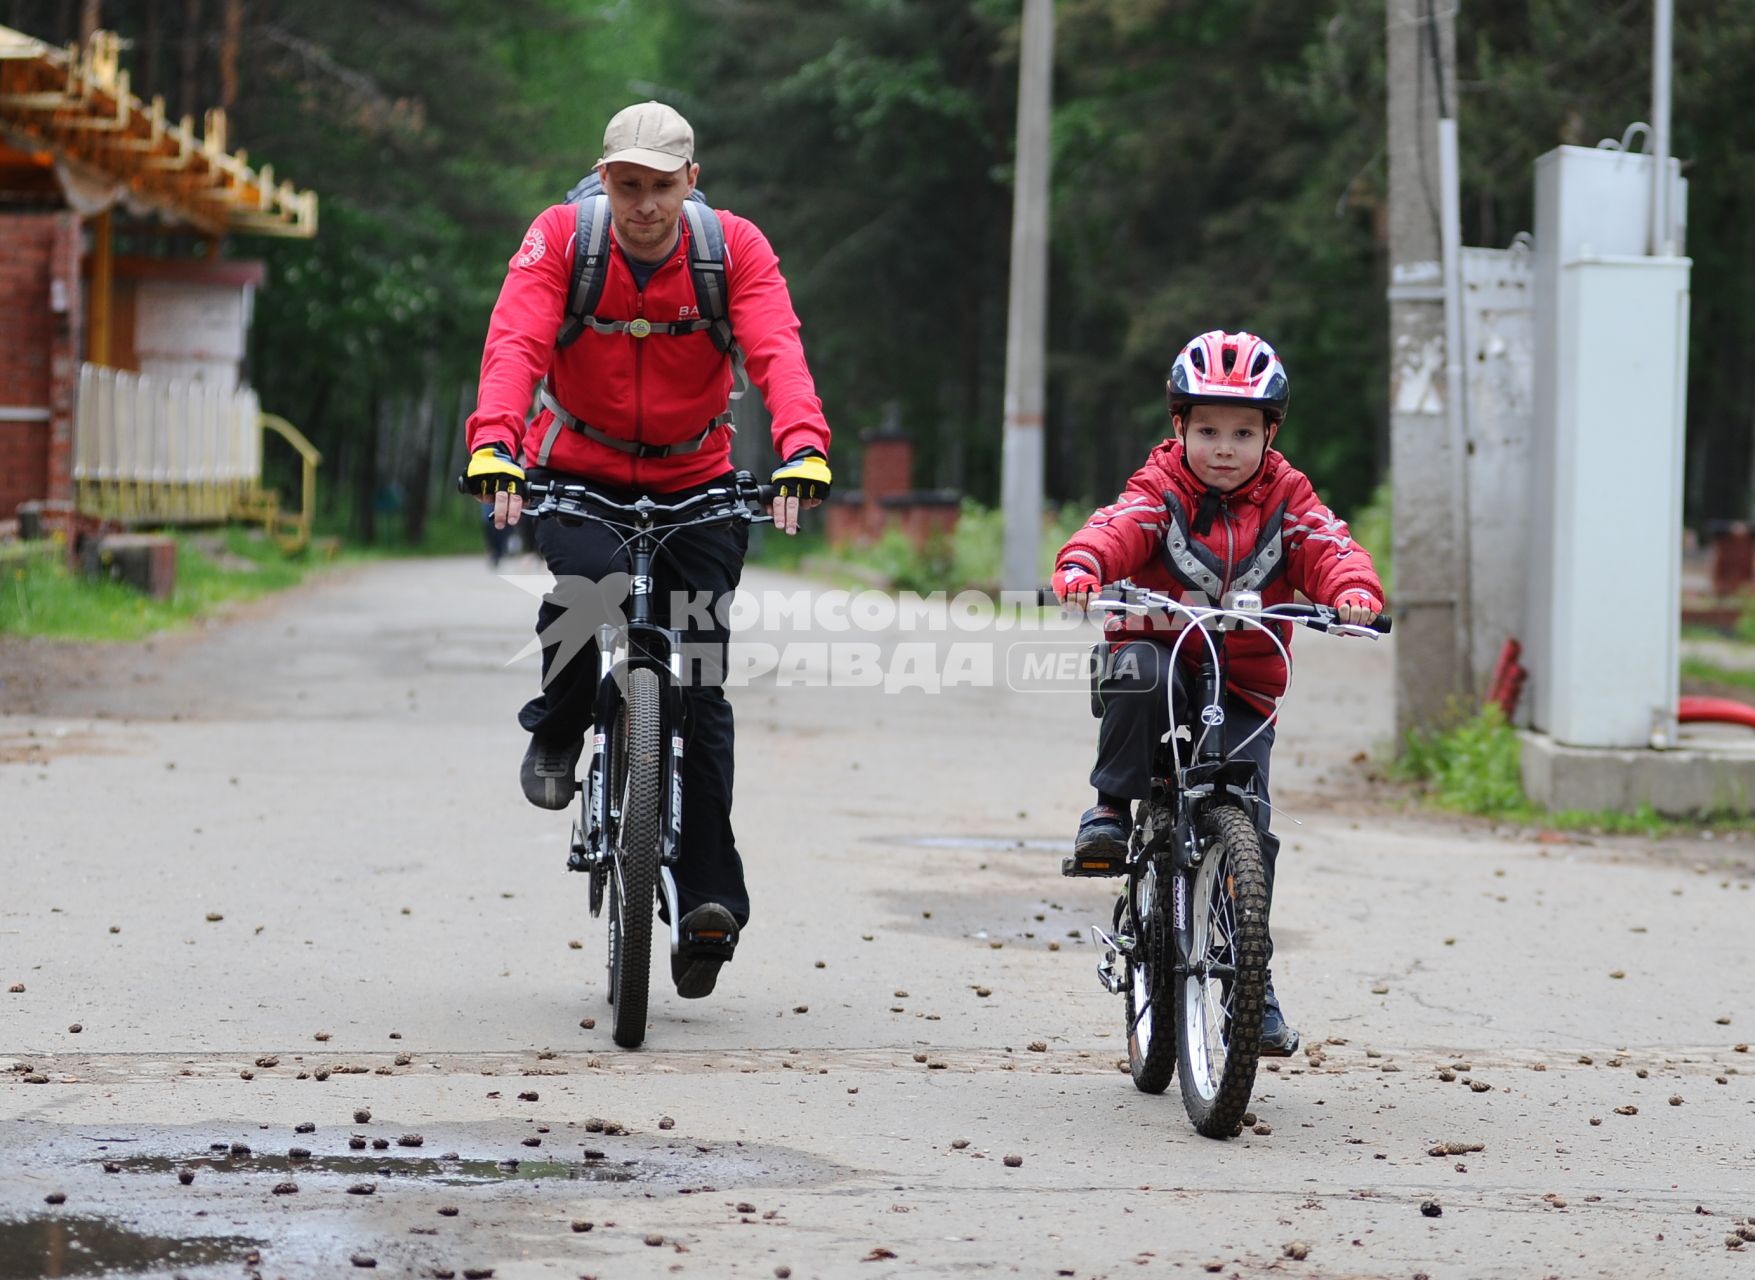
[1386,0,1465,738]
[1001,0,1052,593]
[1650,0,1674,256]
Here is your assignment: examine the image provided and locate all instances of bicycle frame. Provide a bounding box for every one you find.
[1086,585,1386,989]
[520,473,773,957]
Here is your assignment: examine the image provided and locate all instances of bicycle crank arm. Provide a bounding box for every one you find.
[659,866,682,955]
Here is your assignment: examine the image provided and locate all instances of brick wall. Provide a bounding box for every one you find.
[0,211,80,519]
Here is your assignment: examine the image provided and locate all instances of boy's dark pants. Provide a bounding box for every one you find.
[518,469,752,929]
[1091,638,1283,962]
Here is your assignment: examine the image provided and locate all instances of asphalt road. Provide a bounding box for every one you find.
[4,553,1755,1279]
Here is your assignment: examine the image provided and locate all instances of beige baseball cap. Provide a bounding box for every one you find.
[597,101,695,172]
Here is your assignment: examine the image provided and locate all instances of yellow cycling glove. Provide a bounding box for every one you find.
[466,443,525,497]
[772,448,831,502]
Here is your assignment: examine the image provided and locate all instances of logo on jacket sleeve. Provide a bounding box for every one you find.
[514,228,547,268]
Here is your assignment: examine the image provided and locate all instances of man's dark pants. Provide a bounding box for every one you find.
[1091,638,1283,959]
[519,468,751,928]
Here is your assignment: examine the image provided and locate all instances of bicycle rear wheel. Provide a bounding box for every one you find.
[1175,802,1269,1137]
[606,667,663,1049]
[1124,861,1177,1093]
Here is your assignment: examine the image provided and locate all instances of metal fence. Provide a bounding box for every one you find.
[73,363,261,522]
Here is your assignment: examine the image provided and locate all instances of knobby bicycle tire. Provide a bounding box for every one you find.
[1176,802,1269,1138]
[1125,861,1177,1094]
[608,668,664,1049]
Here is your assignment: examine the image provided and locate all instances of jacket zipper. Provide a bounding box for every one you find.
[1219,499,1236,598]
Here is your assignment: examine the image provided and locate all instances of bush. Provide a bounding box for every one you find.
[1398,703,1524,815]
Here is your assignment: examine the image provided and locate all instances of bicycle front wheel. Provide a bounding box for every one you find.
[606,667,663,1049]
[1176,803,1269,1137]
[1124,862,1177,1093]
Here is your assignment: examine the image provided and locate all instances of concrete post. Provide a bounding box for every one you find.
[1000,0,1052,592]
[1386,0,1466,738]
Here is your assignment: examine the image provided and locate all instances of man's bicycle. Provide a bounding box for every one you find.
[517,471,775,1048]
[1054,584,1390,1136]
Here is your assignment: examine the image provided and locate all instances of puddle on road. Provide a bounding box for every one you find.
[101,1149,635,1186]
[0,1214,259,1279]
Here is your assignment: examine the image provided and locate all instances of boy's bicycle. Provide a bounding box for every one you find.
[517,471,775,1048]
[1053,584,1390,1136]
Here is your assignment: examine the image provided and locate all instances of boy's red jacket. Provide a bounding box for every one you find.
[466,203,830,491]
[1057,439,1382,706]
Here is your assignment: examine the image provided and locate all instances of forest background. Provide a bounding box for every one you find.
[7,0,1751,547]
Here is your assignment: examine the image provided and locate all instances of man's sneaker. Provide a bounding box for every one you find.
[1063,805,1129,877]
[672,903,738,1000]
[520,732,582,810]
[1259,977,1300,1057]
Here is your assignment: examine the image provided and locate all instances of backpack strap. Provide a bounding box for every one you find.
[556,193,612,350]
[680,200,748,401]
[680,201,733,355]
[554,188,744,404]
[535,383,734,467]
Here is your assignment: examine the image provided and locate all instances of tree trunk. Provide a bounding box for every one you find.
[403,381,436,545]
[357,388,381,543]
[142,0,162,100]
[218,0,240,110]
[178,0,202,123]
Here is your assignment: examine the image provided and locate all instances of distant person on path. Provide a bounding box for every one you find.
[462,101,833,999]
[481,502,511,569]
[1051,330,1383,1055]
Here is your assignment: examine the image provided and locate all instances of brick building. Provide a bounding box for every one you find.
[826,419,962,553]
[0,25,316,543]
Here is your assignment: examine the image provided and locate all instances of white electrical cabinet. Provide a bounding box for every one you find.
[1528,146,1690,748]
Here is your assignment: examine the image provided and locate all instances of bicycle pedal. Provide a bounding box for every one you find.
[1061,853,1127,878]
[682,928,736,958]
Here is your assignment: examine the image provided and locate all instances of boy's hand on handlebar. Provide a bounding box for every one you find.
[1333,589,1382,626]
[467,443,526,528]
[771,448,831,536]
[1053,563,1100,611]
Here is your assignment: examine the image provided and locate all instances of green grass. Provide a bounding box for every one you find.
[1682,657,1755,693]
[313,496,494,560]
[1395,701,1755,835]
[1,528,313,642]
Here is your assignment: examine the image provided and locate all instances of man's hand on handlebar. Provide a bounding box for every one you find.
[771,448,831,536]
[1333,589,1382,627]
[467,443,526,529]
[1053,562,1101,611]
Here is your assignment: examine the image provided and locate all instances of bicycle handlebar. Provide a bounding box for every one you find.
[1035,584,1393,636]
[457,470,778,526]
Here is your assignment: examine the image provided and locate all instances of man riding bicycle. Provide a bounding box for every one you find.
[464,101,832,1000]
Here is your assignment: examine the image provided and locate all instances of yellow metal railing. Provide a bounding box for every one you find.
[255,413,322,554]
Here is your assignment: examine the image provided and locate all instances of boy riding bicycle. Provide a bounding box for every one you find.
[1051,330,1383,1056]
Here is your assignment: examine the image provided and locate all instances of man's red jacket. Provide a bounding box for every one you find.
[1057,439,1383,706]
[466,203,830,491]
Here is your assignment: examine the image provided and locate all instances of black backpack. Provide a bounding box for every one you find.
[555,172,735,359]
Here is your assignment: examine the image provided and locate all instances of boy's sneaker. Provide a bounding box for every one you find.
[1260,977,1300,1057]
[672,903,738,1000]
[1064,805,1129,877]
[520,732,582,810]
